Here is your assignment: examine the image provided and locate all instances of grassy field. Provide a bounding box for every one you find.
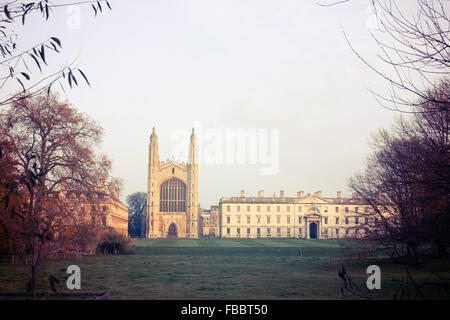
[0,238,449,300]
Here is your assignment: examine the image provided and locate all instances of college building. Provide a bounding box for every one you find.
[218,190,371,239]
[60,182,129,237]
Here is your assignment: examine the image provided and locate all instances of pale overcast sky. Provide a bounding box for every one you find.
[5,0,425,207]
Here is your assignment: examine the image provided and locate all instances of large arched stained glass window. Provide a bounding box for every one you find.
[160,178,186,212]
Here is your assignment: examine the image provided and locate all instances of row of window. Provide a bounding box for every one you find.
[81,205,108,213]
[225,216,367,225]
[226,215,291,224]
[226,227,295,236]
[225,205,370,214]
[323,228,365,235]
[224,227,365,236]
[202,217,218,225]
[326,217,365,225]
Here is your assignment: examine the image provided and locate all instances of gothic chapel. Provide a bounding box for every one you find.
[142,127,200,238]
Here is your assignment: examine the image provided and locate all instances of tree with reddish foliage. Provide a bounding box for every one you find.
[0,92,111,298]
[0,134,21,254]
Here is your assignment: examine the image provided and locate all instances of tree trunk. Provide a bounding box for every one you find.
[436,241,448,257]
[406,243,412,257]
[30,266,37,300]
[406,243,420,264]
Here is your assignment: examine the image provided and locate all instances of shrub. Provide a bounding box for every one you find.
[96,228,134,255]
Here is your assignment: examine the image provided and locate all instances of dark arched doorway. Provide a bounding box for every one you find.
[309,222,317,239]
[168,223,177,238]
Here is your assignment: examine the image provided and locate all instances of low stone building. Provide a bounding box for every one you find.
[61,183,129,237]
[100,185,129,236]
[219,190,371,239]
[200,205,221,238]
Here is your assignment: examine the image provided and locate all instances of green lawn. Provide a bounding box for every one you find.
[0,238,449,300]
[133,238,342,248]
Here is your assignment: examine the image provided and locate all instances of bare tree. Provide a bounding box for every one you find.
[0,0,112,107]
[322,0,449,112]
[348,82,449,299]
[0,92,111,298]
[349,80,449,259]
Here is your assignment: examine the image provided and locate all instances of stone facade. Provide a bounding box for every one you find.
[61,184,128,237]
[200,205,221,238]
[219,190,371,239]
[142,127,200,238]
[101,186,129,237]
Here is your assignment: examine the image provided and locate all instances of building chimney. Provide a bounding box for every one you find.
[114,187,120,199]
[297,191,304,198]
[107,184,114,195]
[280,190,285,199]
[337,191,342,199]
[99,180,105,193]
[352,192,357,199]
[258,190,264,198]
[240,190,245,197]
